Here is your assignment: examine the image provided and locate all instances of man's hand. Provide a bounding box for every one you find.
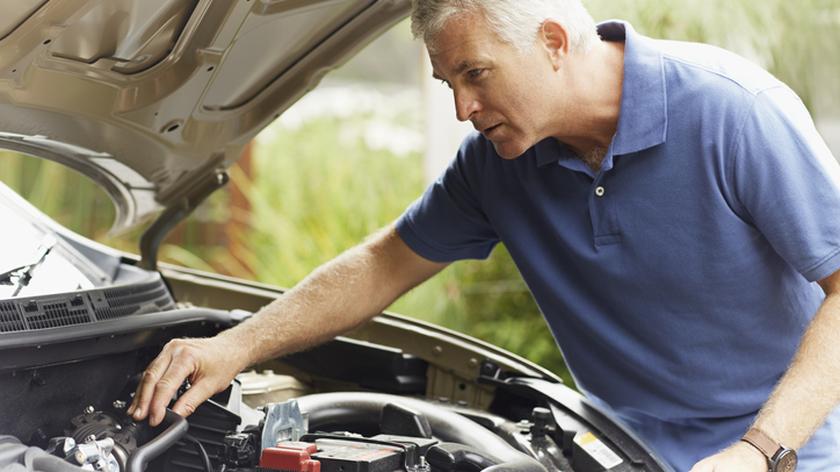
[127,336,248,426]
[689,442,767,472]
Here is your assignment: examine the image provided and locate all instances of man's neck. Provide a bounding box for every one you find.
[553,40,625,159]
[580,145,608,172]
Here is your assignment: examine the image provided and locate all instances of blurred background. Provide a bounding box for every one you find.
[2,0,839,387]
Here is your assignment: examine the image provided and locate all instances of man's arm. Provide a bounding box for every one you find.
[127,225,448,426]
[691,268,840,470]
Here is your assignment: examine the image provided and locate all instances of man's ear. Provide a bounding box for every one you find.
[539,19,569,69]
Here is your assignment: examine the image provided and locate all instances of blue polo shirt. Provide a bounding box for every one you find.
[396,21,840,470]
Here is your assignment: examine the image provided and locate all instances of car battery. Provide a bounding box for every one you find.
[260,436,437,472]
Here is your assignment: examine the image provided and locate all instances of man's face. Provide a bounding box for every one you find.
[429,12,560,159]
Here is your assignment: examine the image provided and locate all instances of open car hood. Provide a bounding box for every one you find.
[0,0,410,232]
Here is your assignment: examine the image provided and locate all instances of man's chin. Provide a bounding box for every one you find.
[490,140,528,160]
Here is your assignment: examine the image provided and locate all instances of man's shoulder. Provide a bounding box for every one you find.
[652,38,782,97]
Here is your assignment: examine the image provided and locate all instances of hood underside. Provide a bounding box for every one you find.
[0,0,410,231]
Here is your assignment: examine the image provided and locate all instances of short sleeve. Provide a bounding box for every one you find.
[396,133,500,262]
[731,86,840,281]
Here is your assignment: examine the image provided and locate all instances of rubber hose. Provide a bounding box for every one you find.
[125,410,187,472]
[295,392,546,471]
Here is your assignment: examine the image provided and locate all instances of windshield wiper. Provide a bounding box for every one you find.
[0,235,57,296]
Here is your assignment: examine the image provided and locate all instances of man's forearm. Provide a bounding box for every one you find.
[751,290,840,448]
[216,227,445,369]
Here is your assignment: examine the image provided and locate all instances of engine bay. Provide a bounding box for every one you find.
[0,303,670,472]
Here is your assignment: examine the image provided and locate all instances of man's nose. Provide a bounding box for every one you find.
[454,88,481,122]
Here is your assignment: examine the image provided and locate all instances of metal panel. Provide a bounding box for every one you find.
[50,0,197,72]
[203,0,370,110]
[0,0,47,41]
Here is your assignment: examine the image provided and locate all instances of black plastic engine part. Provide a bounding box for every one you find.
[425,442,498,472]
[0,276,175,334]
[224,430,261,468]
[380,403,433,439]
[283,337,427,394]
[0,354,138,447]
[154,385,244,472]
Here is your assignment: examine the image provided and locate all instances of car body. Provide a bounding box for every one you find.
[0,2,670,471]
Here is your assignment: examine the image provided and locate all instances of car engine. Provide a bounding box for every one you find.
[0,365,652,472]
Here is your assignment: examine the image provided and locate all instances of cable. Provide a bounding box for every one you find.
[183,435,213,472]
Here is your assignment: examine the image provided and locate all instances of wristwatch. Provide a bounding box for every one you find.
[741,428,798,472]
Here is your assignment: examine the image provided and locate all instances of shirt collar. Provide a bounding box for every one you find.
[536,20,668,167]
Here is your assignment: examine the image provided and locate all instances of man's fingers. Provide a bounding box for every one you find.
[171,381,215,419]
[129,350,173,420]
[148,350,197,426]
[128,337,235,427]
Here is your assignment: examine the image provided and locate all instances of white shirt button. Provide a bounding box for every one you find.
[595,186,606,197]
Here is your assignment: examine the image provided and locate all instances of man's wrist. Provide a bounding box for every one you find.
[216,328,256,370]
[732,439,770,470]
[738,438,771,470]
[740,427,798,472]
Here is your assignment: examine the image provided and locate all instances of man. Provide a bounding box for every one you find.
[129,0,840,470]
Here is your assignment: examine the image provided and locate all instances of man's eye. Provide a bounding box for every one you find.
[467,68,486,80]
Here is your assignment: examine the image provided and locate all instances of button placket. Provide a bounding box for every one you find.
[589,174,621,247]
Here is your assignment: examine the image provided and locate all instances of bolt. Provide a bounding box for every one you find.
[86,434,97,443]
[432,346,443,355]
[84,406,95,415]
[75,450,86,464]
[112,400,126,410]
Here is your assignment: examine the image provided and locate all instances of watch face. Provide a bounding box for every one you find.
[775,449,797,472]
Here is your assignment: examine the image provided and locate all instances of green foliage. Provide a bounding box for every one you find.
[586,0,840,114]
[0,152,117,240]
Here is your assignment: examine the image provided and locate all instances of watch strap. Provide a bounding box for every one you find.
[742,428,780,461]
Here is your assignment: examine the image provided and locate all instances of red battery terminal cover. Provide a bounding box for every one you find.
[259,441,321,472]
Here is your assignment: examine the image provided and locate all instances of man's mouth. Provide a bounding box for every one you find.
[482,124,502,136]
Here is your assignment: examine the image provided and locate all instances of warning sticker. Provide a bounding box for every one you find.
[574,431,623,469]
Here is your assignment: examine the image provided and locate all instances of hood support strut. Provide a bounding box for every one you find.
[139,169,229,271]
